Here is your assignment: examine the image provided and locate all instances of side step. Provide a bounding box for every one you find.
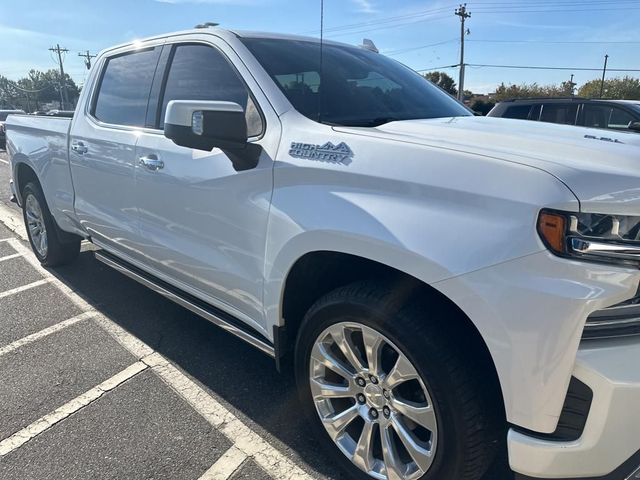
[94,250,275,358]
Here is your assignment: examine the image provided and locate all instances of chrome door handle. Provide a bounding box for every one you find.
[139,154,164,171]
[71,141,88,155]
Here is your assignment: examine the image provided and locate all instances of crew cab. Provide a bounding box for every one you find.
[6,27,640,480]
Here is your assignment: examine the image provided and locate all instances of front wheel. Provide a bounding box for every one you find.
[295,281,500,480]
[22,181,80,266]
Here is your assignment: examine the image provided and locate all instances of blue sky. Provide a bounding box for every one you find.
[0,0,638,93]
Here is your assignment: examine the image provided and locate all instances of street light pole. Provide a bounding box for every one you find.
[599,54,609,98]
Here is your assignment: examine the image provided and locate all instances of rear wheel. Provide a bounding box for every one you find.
[295,281,500,480]
[22,181,80,266]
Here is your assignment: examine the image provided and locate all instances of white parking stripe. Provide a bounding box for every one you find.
[0,212,313,479]
[0,311,97,358]
[144,353,313,480]
[0,252,23,262]
[0,205,26,240]
[0,360,148,456]
[0,279,50,299]
[199,446,247,480]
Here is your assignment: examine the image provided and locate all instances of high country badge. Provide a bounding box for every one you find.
[289,141,354,164]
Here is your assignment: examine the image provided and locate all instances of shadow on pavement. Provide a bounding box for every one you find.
[44,249,513,480]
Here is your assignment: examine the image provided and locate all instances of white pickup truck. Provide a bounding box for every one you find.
[6,27,640,480]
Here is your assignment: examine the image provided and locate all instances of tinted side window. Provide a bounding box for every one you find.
[159,44,262,136]
[503,105,531,119]
[540,103,578,125]
[582,104,612,129]
[609,107,635,129]
[93,48,160,126]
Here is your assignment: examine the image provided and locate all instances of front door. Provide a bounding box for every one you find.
[134,40,278,333]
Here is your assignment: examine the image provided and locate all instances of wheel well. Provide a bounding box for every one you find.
[16,162,39,198]
[280,251,506,419]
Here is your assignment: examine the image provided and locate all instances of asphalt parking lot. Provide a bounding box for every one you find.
[0,150,512,480]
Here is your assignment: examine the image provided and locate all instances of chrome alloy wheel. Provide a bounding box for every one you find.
[310,322,438,480]
[25,193,48,258]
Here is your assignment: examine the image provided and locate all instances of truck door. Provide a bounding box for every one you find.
[69,44,163,257]
[133,38,280,333]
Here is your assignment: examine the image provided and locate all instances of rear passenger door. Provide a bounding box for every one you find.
[579,104,636,132]
[133,37,280,332]
[539,103,578,126]
[69,44,163,257]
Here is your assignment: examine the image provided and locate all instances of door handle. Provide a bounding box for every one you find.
[71,141,88,155]
[139,154,164,171]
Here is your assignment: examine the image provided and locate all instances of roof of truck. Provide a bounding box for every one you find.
[99,26,356,57]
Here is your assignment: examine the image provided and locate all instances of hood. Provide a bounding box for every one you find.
[335,116,640,215]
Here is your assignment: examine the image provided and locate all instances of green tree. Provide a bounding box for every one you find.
[493,82,569,101]
[469,98,496,116]
[0,70,80,111]
[423,71,458,96]
[578,76,640,100]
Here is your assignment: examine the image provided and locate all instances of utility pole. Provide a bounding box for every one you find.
[49,44,69,109]
[455,4,471,101]
[599,54,609,98]
[78,50,97,70]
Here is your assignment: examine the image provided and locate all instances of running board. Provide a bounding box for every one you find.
[94,250,275,358]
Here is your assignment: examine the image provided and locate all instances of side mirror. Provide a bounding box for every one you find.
[629,121,640,132]
[164,100,248,151]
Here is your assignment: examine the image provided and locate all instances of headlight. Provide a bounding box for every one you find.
[537,209,640,267]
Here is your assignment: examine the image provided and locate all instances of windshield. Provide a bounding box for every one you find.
[241,38,470,127]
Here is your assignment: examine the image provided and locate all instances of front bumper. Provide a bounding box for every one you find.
[509,337,640,479]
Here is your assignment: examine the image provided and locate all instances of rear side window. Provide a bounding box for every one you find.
[582,105,612,129]
[93,48,161,127]
[159,44,262,136]
[503,105,531,119]
[540,104,578,125]
[609,107,635,129]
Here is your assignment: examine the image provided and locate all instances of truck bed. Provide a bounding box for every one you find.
[6,114,75,232]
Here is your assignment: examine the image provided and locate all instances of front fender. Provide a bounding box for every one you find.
[263,148,581,433]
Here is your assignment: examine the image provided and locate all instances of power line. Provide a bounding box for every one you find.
[302,5,452,34]
[458,63,640,72]
[467,39,640,44]
[385,39,459,56]
[417,64,459,71]
[4,80,53,94]
[326,15,451,38]
[470,6,640,13]
[470,0,640,4]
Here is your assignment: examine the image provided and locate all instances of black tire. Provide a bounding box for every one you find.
[294,280,501,480]
[22,181,80,267]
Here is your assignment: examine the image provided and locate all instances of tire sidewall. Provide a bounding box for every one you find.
[295,295,472,480]
[22,183,50,264]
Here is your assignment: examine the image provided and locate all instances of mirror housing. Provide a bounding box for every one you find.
[629,121,640,132]
[164,100,248,151]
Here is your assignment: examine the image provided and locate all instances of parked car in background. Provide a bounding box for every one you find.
[0,109,26,148]
[488,97,640,134]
